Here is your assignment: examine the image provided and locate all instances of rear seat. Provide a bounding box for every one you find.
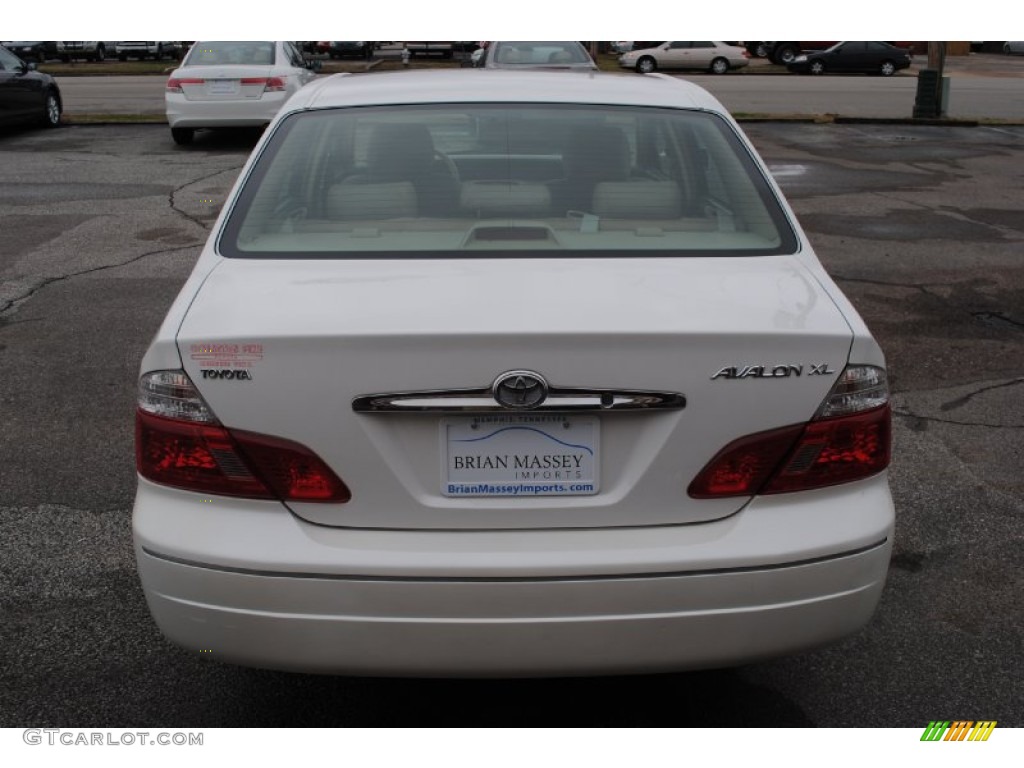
[591,181,684,219]
[317,179,690,228]
[460,181,552,218]
[326,181,418,220]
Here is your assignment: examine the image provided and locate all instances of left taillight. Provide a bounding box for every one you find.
[136,370,350,502]
[688,365,891,498]
[166,77,203,92]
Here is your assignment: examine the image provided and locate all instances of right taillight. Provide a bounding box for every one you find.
[136,370,350,503]
[688,365,891,498]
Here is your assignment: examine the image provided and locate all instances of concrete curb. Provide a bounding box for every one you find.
[833,115,981,126]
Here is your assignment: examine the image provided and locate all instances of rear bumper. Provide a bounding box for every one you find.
[166,92,288,129]
[134,475,894,677]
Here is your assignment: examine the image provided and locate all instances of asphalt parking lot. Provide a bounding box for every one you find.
[51,52,1024,122]
[0,123,1022,727]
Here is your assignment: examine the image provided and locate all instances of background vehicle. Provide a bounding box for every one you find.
[116,41,183,61]
[164,40,319,145]
[619,41,750,74]
[743,41,771,58]
[767,40,923,64]
[0,45,62,129]
[766,41,838,65]
[476,41,597,70]
[1005,41,1024,55]
[327,42,375,60]
[405,41,454,59]
[787,42,913,77]
[1,41,57,63]
[611,41,663,54]
[405,41,477,59]
[56,41,118,62]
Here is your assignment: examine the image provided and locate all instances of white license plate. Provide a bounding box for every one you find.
[207,79,239,95]
[442,414,599,497]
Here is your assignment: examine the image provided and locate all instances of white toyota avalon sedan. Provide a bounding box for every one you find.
[134,69,894,677]
[164,40,318,145]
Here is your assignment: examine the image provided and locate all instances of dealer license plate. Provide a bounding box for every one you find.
[442,414,599,497]
[207,79,239,95]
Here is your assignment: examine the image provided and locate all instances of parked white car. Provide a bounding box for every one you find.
[164,40,319,145]
[619,41,751,74]
[476,41,597,70]
[135,69,894,676]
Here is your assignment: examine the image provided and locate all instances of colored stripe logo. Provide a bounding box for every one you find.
[921,721,997,741]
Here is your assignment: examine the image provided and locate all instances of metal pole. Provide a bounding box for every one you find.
[927,41,946,79]
[927,42,948,116]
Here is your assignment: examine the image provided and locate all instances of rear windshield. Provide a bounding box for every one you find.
[219,104,798,259]
[185,41,276,66]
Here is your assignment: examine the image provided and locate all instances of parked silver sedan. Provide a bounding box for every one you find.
[619,41,750,74]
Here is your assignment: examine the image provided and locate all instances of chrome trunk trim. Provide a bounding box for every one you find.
[353,387,685,413]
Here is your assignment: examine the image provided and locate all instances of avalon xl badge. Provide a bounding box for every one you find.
[493,370,548,410]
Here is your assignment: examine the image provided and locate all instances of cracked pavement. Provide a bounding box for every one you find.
[1,124,1021,727]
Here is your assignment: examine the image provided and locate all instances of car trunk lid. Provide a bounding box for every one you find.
[175,66,278,101]
[177,255,853,530]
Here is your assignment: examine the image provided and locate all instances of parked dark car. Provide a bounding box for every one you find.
[405,42,477,59]
[116,41,183,61]
[0,45,62,129]
[786,41,913,76]
[742,41,771,58]
[56,41,118,62]
[328,41,375,60]
[1,41,57,63]
[767,41,838,64]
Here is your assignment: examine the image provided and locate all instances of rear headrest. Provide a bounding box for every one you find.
[327,182,418,220]
[497,47,524,64]
[366,124,437,182]
[563,125,631,181]
[591,181,683,219]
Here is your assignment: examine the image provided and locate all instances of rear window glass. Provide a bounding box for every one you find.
[185,41,276,66]
[219,104,797,259]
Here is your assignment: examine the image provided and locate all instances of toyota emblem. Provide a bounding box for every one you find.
[492,370,548,410]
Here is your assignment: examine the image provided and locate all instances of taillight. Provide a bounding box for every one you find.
[760,405,890,494]
[687,423,805,498]
[241,76,286,91]
[136,370,350,502]
[689,365,891,498]
[166,77,204,92]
